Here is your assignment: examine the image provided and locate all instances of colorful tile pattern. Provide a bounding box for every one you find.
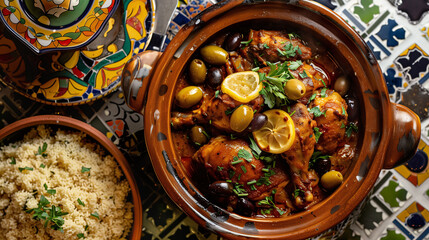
[1,0,429,239]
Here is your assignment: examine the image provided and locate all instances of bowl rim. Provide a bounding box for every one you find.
[0,115,142,240]
[143,0,392,239]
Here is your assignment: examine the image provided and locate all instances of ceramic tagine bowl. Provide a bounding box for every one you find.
[0,0,155,105]
[120,0,421,239]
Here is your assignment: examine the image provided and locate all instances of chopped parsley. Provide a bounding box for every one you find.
[90,212,100,219]
[9,157,16,165]
[238,149,253,162]
[249,137,262,159]
[299,70,308,79]
[320,88,327,98]
[340,122,345,128]
[241,165,247,173]
[44,183,56,195]
[26,195,68,231]
[214,90,220,98]
[259,61,293,108]
[19,167,33,172]
[217,166,224,171]
[288,60,303,70]
[309,106,326,117]
[231,158,243,165]
[233,184,248,197]
[293,189,304,198]
[309,151,331,169]
[241,39,253,46]
[346,122,358,137]
[35,142,48,157]
[40,163,46,168]
[263,43,270,49]
[277,43,302,58]
[81,166,91,173]
[308,92,317,104]
[257,196,286,216]
[77,198,85,207]
[77,233,85,239]
[313,127,322,143]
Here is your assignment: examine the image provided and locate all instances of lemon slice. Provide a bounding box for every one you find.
[221,71,262,103]
[252,109,296,154]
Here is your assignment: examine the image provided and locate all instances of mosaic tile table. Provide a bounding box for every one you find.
[1,0,429,239]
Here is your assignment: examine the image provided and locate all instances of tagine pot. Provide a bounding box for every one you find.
[121,0,421,239]
[0,0,155,105]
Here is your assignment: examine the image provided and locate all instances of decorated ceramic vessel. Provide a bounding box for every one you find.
[121,0,421,239]
[0,115,142,239]
[0,0,155,105]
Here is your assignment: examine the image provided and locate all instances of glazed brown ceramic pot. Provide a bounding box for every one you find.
[121,0,421,239]
[0,115,142,240]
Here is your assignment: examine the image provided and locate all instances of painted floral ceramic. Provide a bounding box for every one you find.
[121,0,421,239]
[0,115,142,240]
[0,0,155,105]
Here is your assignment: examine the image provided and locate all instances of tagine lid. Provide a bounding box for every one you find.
[0,0,120,54]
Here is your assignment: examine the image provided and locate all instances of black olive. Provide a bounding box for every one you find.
[206,67,223,88]
[346,97,359,122]
[208,181,233,197]
[246,113,268,132]
[235,198,255,217]
[224,33,242,51]
[315,157,331,176]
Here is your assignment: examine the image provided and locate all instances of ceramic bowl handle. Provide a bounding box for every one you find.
[121,50,162,114]
[383,103,421,169]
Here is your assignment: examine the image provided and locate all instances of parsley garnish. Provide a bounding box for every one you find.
[308,92,317,104]
[340,122,345,128]
[19,167,33,172]
[249,137,262,159]
[9,157,16,165]
[288,60,303,70]
[233,184,248,197]
[277,43,301,58]
[309,151,331,169]
[40,163,46,168]
[313,127,322,143]
[215,90,220,98]
[241,39,253,46]
[77,198,85,207]
[342,106,346,115]
[293,189,304,198]
[299,70,308,79]
[346,122,358,137]
[257,196,285,216]
[320,88,327,98]
[238,149,253,162]
[309,106,326,117]
[217,166,224,171]
[263,43,270,49]
[44,183,56,195]
[77,233,85,239]
[259,62,291,108]
[35,142,48,157]
[81,166,91,173]
[241,165,247,173]
[26,195,68,231]
[90,212,100,219]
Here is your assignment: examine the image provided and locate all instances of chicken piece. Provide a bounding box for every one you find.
[171,93,264,133]
[242,29,312,66]
[193,136,290,202]
[281,103,323,209]
[309,89,348,153]
[225,51,254,75]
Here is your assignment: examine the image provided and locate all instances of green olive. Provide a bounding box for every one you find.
[189,59,207,84]
[321,170,343,191]
[334,75,350,96]
[190,125,208,146]
[176,86,203,109]
[200,45,228,65]
[284,79,306,100]
[334,75,350,97]
[230,105,254,132]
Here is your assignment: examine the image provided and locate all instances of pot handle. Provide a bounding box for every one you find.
[121,50,162,114]
[383,103,421,169]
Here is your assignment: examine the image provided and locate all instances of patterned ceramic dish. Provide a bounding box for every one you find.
[122,0,421,239]
[0,0,154,105]
[0,115,142,239]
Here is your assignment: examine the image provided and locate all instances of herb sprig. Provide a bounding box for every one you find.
[26,195,68,231]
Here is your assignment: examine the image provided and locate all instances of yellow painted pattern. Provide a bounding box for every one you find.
[395,140,429,186]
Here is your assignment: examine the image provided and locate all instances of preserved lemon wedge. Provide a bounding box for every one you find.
[252,109,296,154]
[221,71,262,103]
